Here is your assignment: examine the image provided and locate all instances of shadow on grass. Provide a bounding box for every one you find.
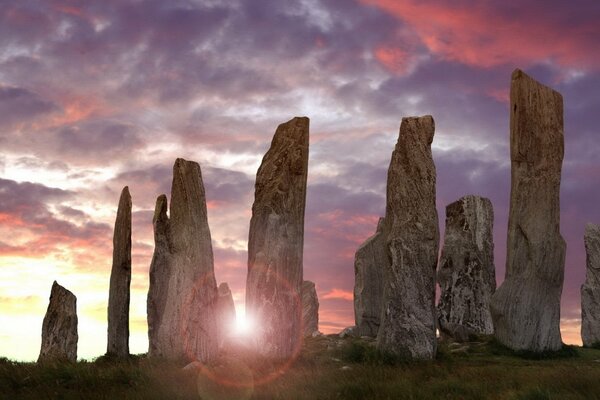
[487,338,579,360]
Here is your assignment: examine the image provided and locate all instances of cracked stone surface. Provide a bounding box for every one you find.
[147,158,219,362]
[246,117,309,359]
[437,195,496,341]
[376,115,439,360]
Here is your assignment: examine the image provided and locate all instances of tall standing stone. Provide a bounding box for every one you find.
[216,282,236,345]
[245,117,309,359]
[437,195,496,341]
[107,186,132,358]
[581,223,600,347]
[490,69,565,352]
[147,158,219,362]
[147,194,171,357]
[38,281,78,363]
[376,116,439,360]
[354,217,386,337]
[302,280,319,337]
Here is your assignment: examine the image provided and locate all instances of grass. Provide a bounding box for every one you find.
[1,336,600,399]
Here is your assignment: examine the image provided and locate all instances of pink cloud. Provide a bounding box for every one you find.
[322,288,354,301]
[362,0,600,70]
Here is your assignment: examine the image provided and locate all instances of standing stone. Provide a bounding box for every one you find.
[147,158,219,362]
[581,223,600,347]
[147,194,171,357]
[302,280,319,337]
[216,282,236,345]
[437,195,496,342]
[376,116,439,360]
[245,117,309,359]
[107,186,132,358]
[38,281,78,363]
[490,69,565,352]
[354,218,386,337]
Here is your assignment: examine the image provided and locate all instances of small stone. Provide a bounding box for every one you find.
[339,326,358,338]
[38,281,78,363]
[302,280,319,337]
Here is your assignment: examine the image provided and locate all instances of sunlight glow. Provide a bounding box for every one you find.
[233,314,256,337]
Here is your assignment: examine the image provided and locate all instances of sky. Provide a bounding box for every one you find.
[0,0,599,361]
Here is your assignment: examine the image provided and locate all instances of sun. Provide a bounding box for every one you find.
[233,314,255,337]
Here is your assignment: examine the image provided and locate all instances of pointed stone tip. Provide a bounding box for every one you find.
[303,280,316,289]
[119,186,132,204]
[218,282,231,296]
[512,68,525,80]
[153,194,168,222]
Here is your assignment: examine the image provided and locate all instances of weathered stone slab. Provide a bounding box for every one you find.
[216,282,236,345]
[354,218,386,338]
[490,69,565,352]
[437,195,495,341]
[245,117,309,359]
[302,280,319,337]
[582,223,600,347]
[107,186,132,358]
[147,194,170,357]
[147,158,219,362]
[376,115,439,360]
[38,281,78,363]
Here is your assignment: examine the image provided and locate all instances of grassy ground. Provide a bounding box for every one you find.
[2,335,600,400]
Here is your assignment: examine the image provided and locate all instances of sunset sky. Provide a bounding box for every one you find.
[1,0,599,361]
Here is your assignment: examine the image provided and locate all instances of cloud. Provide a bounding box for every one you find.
[362,0,600,70]
[0,85,58,128]
[0,178,111,262]
[322,288,354,301]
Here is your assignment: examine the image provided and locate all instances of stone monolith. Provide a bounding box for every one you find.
[490,69,565,352]
[147,194,170,357]
[354,217,386,337]
[582,223,600,347]
[437,195,496,341]
[107,186,132,358]
[147,158,219,362]
[302,280,319,337]
[376,116,439,360]
[38,281,78,363]
[216,282,236,345]
[245,116,309,359]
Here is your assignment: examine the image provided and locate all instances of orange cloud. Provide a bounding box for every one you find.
[362,0,600,70]
[322,288,354,301]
